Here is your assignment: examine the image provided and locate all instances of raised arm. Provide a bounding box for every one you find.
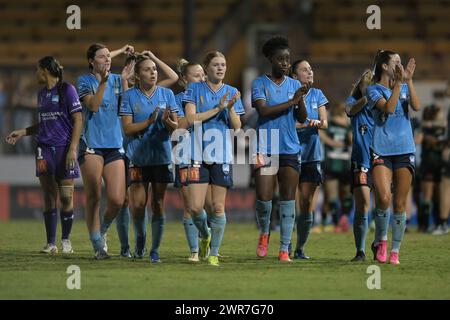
[404,58,420,111]
[142,51,179,88]
[374,65,403,114]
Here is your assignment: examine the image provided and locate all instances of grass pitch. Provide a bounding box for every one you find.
[0,220,449,299]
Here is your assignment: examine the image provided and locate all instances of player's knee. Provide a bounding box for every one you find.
[212,202,225,215]
[59,185,74,211]
[189,204,204,216]
[108,197,124,213]
[377,193,391,209]
[151,199,164,215]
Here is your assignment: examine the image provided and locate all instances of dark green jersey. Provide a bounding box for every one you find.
[323,119,352,173]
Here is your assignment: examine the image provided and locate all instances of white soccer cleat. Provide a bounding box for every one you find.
[188,251,199,262]
[40,243,58,254]
[61,239,74,253]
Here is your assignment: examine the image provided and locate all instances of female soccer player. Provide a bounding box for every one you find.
[115,50,180,258]
[120,54,178,263]
[418,104,446,233]
[182,51,244,266]
[252,37,307,262]
[174,58,205,262]
[290,59,328,260]
[6,56,82,254]
[77,43,133,259]
[345,69,374,261]
[320,102,352,233]
[367,50,420,264]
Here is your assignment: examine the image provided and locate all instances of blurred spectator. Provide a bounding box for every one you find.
[11,74,38,154]
[0,79,7,152]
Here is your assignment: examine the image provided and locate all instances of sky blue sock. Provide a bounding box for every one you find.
[353,211,368,253]
[192,209,210,239]
[279,200,296,252]
[151,215,165,254]
[60,210,73,240]
[392,212,406,253]
[183,217,199,252]
[296,212,313,251]
[209,214,226,256]
[374,208,390,244]
[100,215,114,236]
[89,231,103,252]
[116,206,130,250]
[256,199,272,235]
[133,214,147,252]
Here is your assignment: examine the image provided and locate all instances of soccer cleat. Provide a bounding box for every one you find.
[102,233,108,253]
[40,243,58,254]
[133,247,147,259]
[351,251,366,262]
[371,242,378,261]
[199,234,211,260]
[432,225,449,236]
[389,251,400,265]
[293,248,310,260]
[61,239,74,253]
[94,249,110,260]
[278,250,292,262]
[376,240,387,263]
[311,225,323,234]
[334,225,343,233]
[256,233,270,258]
[188,251,199,262]
[338,215,350,233]
[120,248,132,258]
[150,251,162,263]
[208,255,220,267]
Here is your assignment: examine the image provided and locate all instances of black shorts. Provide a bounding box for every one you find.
[371,151,415,176]
[186,162,233,188]
[128,163,174,185]
[173,165,189,188]
[420,162,442,182]
[442,161,450,178]
[78,139,124,166]
[253,153,301,173]
[324,169,351,184]
[299,161,323,185]
[351,162,373,192]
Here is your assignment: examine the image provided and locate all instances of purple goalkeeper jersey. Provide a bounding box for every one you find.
[36,83,82,147]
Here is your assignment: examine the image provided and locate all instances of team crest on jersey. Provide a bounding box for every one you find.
[311,101,318,109]
[409,155,415,164]
[51,95,59,104]
[252,88,259,97]
[159,103,167,110]
[288,92,294,100]
[134,103,142,113]
[222,164,230,175]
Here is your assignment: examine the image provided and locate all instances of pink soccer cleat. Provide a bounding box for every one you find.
[389,251,400,265]
[278,250,292,262]
[376,240,387,263]
[256,233,270,258]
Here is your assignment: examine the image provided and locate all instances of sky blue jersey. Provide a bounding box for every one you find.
[251,75,302,155]
[77,73,123,148]
[347,95,374,168]
[297,88,328,163]
[119,86,178,166]
[367,83,415,156]
[182,81,245,164]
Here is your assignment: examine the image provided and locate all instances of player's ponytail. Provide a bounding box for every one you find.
[176,58,202,88]
[372,49,396,83]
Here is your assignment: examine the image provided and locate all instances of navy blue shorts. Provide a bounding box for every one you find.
[351,162,373,191]
[299,161,323,185]
[128,163,174,184]
[173,165,189,188]
[186,162,233,188]
[78,139,124,166]
[371,152,415,175]
[253,153,301,173]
